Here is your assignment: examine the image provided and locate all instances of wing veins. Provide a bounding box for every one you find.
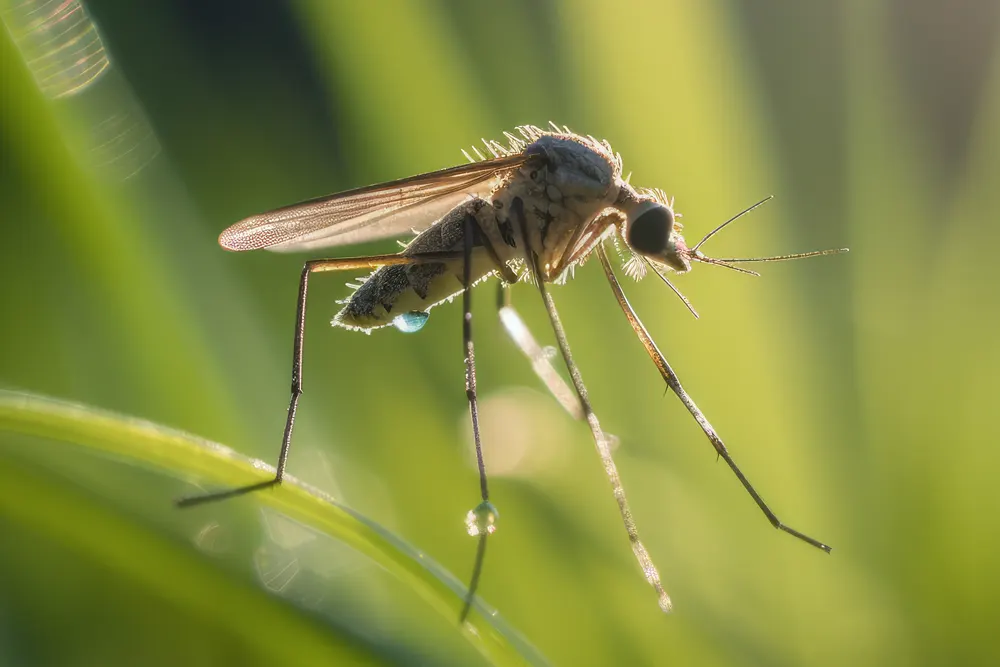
[219,153,530,252]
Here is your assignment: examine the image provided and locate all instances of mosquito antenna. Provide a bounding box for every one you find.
[689,195,849,271]
[708,247,850,264]
[691,195,773,253]
[643,257,700,318]
[689,254,761,277]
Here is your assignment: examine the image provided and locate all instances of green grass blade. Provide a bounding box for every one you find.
[0,388,547,666]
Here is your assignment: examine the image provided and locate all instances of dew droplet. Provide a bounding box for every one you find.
[392,311,429,333]
[465,501,500,536]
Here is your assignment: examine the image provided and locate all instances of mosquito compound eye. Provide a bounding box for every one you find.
[628,204,673,256]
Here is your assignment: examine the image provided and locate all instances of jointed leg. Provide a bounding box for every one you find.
[595,243,831,553]
[176,250,465,508]
[510,197,673,613]
[459,215,495,623]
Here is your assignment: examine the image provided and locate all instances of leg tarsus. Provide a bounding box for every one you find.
[459,534,489,623]
[176,478,281,507]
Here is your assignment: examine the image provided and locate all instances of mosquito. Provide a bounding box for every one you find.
[177,123,847,621]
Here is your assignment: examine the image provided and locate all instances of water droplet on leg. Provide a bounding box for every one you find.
[465,501,499,536]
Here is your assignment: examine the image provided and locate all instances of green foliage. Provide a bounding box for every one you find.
[2,0,999,664]
[0,390,545,665]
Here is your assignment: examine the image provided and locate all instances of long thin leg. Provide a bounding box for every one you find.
[496,283,584,420]
[176,250,466,508]
[596,243,832,553]
[459,214,494,623]
[510,197,673,613]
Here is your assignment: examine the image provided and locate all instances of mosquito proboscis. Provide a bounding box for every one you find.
[177,123,847,621]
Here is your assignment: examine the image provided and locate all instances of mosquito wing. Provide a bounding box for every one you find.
[218,153,531,253]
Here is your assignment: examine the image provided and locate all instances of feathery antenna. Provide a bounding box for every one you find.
[691,196,773,254]
[690,196,849,271]
[707,248,850,264]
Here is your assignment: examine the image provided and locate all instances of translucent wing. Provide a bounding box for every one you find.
[218,153,530,252]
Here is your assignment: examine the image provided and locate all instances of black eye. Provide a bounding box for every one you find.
[628,205,673,255]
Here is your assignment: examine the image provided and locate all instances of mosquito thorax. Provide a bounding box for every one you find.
[622,198,691,273]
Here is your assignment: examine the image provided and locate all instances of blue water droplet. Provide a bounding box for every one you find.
[392,311,429,333]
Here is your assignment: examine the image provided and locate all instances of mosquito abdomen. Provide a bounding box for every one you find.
[333,199,502,331]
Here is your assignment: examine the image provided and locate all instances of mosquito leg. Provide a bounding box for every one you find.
[459,214,496,623]
[176,251,465,508]
[509,197,673,613]
[496,283,584,420]
[595,242,832,553]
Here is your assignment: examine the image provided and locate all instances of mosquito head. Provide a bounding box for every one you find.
[623,199,692,273]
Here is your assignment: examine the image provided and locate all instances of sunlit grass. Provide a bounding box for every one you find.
[0,389,547,665]
[2,0,999,665]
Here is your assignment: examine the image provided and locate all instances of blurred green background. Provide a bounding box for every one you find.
[2,0,999,665]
